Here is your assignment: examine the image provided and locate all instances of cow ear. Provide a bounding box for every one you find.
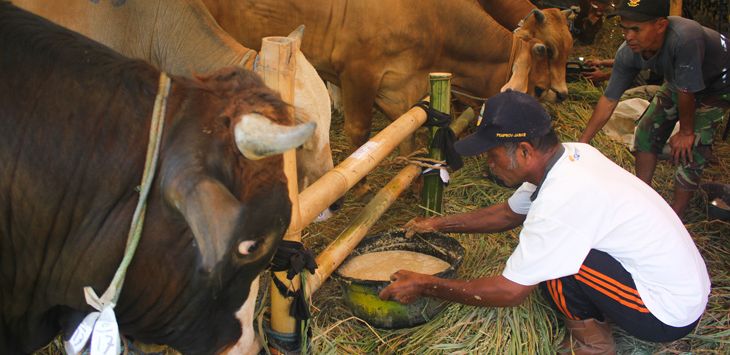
[530,9,546,24]
[501,40,531,93]
[165,177,243,272]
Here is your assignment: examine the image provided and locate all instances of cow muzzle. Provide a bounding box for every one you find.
[234,113,316,160]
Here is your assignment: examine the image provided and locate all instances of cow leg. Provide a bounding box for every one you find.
[327,82,343,114]
[340,72,378,151]
[224,276,261,355]
[376,99,418,156]
[375,79,427,156]
[340,69,380,199]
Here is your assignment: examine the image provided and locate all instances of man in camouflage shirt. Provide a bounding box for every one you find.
[579,0,730,218]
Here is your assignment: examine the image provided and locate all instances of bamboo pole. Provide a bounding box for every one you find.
[298,101,430,225]
[421,73,452,216]
[670,0,682,16]
[258,36,301,336]
[305,107,476,296]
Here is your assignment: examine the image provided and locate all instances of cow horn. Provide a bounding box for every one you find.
[287,25,305,51]
[563,8,578,21]
[234,113,316,160]
[530,9,546,24]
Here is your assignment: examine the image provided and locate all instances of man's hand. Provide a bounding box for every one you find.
[582,67,610,83]
[584,59,608,67]
[378,270,428,304]
[668,131,695,164]
[403,217,438,238]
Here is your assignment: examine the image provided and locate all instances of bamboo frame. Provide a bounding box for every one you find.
[298,101,430,225]
[670,0,682,16]
[258,36,301,336]
[305,107,476,296]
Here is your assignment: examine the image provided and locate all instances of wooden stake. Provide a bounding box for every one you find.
[306,107,476,296]
[670,0,682,16]
[421,73,452,216]
[258,36,301,336]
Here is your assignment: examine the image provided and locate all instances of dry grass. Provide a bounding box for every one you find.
[33,16,730,355]
[305,19,730,355]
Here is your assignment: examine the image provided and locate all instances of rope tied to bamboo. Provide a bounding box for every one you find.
[269,240,318,321]
[412,101,464,171]
[388,148,447,171]
[65,72,171,355]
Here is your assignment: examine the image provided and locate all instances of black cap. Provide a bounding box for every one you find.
[614,0,669,22]
[454,90,552,156]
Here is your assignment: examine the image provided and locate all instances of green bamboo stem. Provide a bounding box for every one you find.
[421,73,452,216]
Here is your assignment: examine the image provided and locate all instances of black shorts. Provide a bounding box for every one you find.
[539,249,700,342]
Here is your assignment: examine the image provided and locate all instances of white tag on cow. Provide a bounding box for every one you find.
[64,311,101,355]
[439,167,450,184]
[90,307,121,355]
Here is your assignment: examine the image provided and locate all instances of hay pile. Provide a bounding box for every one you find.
[34,16,729,355]
[304,19,730,355]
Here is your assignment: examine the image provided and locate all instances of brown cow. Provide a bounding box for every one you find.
[476,1,574,103]
[202,0,573,153]
[476,0,540,29]
[0,3,315,354]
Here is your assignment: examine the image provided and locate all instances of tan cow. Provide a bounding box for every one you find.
[12,0,334,197]
[202,0,573,153]
[476,1,574,103]
[476,0,539,29]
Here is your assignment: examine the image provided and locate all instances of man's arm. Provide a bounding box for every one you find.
[403,201,526,237]
[668,90,696,164]
[379,271,536,307]
[579,95,619,143]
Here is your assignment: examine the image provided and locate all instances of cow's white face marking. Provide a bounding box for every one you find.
[222,276,261,355]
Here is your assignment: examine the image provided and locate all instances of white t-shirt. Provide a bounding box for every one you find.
[502,143,710,327]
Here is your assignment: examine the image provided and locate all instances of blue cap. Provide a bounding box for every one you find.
[454,90,553,156]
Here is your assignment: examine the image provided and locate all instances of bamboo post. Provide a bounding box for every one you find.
[305,107,476,295]
[421,73,452,216]
[258,36,301,338]
[670,0,682,16]
[298,101,430,225]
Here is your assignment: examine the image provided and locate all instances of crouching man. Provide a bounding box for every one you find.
[379,91,710,354]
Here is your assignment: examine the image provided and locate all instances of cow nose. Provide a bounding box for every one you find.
[238,240,259,255]
[535,87,545,97]
[329,197,345,212]
[555,91,568,102]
